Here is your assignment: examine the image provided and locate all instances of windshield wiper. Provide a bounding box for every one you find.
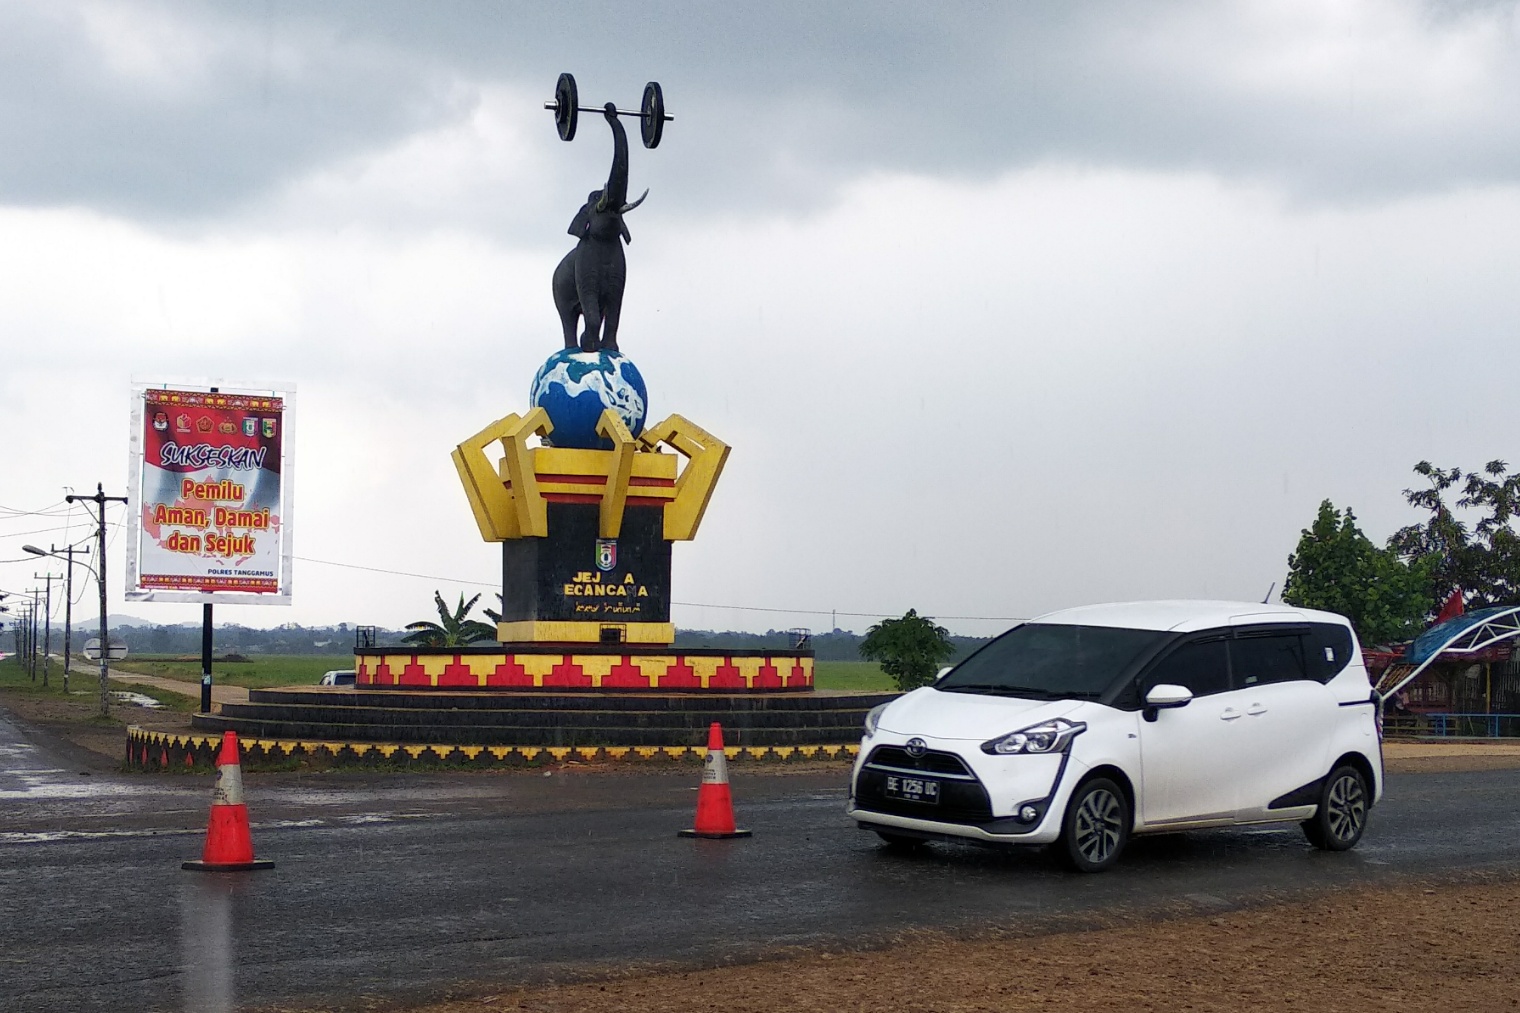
[939,684,1069,699]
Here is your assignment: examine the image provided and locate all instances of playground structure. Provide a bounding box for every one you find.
[1371,605,1520,737]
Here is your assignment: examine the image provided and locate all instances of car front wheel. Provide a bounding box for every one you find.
[1302,764,1369,851]
[1055,777,1130,873]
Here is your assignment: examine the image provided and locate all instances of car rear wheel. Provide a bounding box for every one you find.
[1302,764,1369,851]
[1055,777,1129,873]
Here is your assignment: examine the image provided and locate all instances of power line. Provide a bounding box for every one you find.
[293,555,1024,624]
[0,501,70,517]
[0,523,95,538]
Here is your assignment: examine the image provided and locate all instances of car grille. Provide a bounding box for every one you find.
[856,745,992,823]
[865,745,974,777]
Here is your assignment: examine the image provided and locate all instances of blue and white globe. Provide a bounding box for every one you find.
[529,349,648,450]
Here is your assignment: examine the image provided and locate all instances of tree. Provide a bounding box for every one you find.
[402,591,497,648]
[1388,460,1520,609]
[859,609,957,691]
[1284,500,1434,646]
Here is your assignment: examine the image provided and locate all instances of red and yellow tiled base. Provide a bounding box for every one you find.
[125,727,857,771]
[354,651,814,691]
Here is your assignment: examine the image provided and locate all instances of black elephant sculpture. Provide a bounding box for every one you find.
[553,103,648,353]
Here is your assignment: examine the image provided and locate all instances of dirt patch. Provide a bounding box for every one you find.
[1383,741,1520,773]
[273,874,1520,1013]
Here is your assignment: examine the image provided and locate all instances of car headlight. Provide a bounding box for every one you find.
[980,717,1086,755]
[863,702,890,737]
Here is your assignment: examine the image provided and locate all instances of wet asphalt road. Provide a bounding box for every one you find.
[3,710,1520,1012]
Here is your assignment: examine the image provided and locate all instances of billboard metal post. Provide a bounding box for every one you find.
[201,603,213,714]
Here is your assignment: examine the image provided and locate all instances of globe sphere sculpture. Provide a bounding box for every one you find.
[529,349,648,450]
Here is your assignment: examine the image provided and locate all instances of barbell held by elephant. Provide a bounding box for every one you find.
[545,73,672,148]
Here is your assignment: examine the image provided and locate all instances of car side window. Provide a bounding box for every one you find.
[1231,631,1308,687]
[1303,623,1353,683]
[1140,636,1231,699]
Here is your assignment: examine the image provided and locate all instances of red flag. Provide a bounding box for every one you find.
[1435,588,1465,625]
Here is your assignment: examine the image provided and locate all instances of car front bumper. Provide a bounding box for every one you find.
[848,736,1079,845]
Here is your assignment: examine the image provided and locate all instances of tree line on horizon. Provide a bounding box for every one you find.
[102,607,990,662]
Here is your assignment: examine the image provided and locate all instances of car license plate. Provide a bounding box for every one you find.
[884,774,940,804]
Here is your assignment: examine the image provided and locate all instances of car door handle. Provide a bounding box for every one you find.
[1219,708,1242,721]
[1247,704,1268,716]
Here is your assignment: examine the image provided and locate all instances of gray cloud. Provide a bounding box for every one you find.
[3,1,1519,225]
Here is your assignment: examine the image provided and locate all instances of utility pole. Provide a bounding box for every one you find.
[29,590,39,681]
[52,544,83,690]
[33,573,57,688]
[66,484,128,718]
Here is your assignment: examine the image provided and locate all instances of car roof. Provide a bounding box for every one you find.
[1029,599,1351,634]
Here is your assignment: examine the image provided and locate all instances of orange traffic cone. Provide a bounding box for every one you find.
[182,731,274,871]
[678,723,752,839]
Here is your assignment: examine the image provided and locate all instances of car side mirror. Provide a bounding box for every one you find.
[1143,683,1193,722]
[935,666,953,682]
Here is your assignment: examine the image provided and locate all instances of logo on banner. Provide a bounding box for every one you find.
[175,414,191,432]
[152,412,169,432]
[242,418,257,437]
[218,420,236,434]
[262,418,277,438]
[595,539,617,572]
[196,417,213,432]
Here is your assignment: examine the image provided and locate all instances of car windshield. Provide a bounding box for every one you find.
[937,623,1171,699]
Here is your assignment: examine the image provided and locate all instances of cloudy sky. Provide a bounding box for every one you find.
[2,0,1519,638]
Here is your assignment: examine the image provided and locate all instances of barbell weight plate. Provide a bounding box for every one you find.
[556,72,578,142]
[640,81,664,149]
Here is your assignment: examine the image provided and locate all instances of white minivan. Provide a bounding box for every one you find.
[848,601,1383,872]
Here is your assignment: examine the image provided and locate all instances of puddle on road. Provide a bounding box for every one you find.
[0,769,186,801]
[181,875,236,1013]
[0,812,435,845]
[1,827,201,843]
[110,690,164,709]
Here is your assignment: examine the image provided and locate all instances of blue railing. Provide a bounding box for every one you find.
[1387,713,1520,738]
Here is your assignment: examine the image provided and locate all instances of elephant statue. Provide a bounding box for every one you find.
[553,103,648,353]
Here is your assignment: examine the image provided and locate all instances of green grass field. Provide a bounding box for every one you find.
[0,654,198,711]
[0,655,53,693]
[111,655,345,689]
[813,660,893,691]
[110,654,896,692]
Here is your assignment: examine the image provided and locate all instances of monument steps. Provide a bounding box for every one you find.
[190,687,896,747]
